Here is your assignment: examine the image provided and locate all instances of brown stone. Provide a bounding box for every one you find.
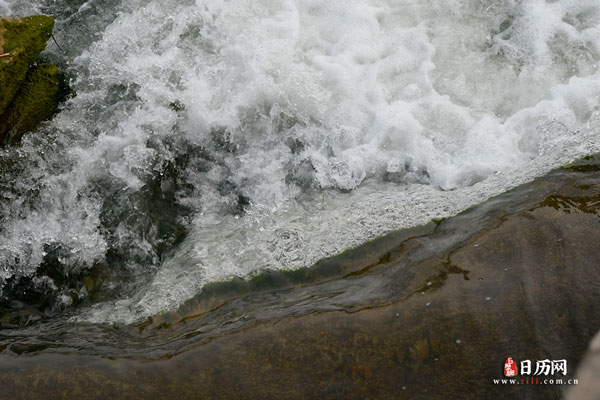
[2,158,600,399]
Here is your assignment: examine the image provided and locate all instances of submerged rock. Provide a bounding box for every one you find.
[0,15,68,144]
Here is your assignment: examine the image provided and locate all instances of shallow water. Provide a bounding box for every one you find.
[1,0,600,325]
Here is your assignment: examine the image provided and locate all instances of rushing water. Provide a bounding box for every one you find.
[1,0,600,325]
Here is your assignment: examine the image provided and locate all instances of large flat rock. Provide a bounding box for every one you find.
[1,157,600,399]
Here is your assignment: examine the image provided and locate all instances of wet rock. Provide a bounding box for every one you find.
[2,156,600,399]
[0,63,68,144]
[8,300,23,310]
[0,15,68,144]
[0,16,54,113]
[0,304,43,329]
[0,259,113,320]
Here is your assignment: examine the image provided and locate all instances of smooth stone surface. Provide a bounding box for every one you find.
[1,157,600,399]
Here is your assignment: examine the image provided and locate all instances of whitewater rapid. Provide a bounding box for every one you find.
[0,0,599,323]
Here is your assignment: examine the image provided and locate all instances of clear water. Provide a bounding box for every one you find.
[1,0,599,323]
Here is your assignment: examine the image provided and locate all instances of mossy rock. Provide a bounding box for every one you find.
[0,15,69,145]
[0,63,68,144]
[0,15,55,115]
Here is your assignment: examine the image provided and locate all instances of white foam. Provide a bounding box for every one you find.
[0,1,39,16]
[1,0,600,322]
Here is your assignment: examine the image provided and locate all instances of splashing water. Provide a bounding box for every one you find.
[1,0,599,323]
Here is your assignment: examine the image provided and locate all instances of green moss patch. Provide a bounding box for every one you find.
[0,16,55,115]
[0,63,68,144]
[562,153,600,172]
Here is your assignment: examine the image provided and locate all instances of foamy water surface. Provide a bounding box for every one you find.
[1,0,599,323]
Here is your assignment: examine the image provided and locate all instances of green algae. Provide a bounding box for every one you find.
[419,259,470,292]
[563,154,600,172]
[0,63,68,144]
[431,217,447,226]
[540,193,600,215]
[0,15,70,145]
[0,16,55,115]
